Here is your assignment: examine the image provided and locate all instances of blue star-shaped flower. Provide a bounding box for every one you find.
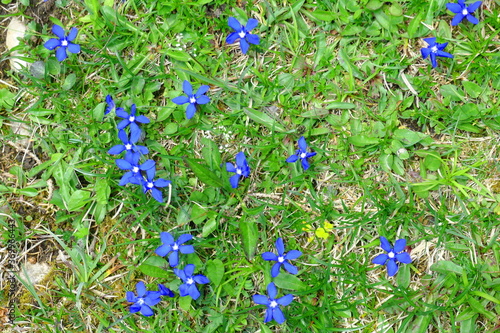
[286,136,317,170]
[226,17,260,54]
[253,282,293,324]
[115,152,155,186]
[108,129,148,160]
[126,281,161,317]
[141,166,171,203]
[158,284,175,298]
[116,104,150,139]
[104,95,122,116]
[372,236,412,277]
[174,264,210,300]
[172,81,210,119]
[43,25,80,61]
[446,0,482,26]
[262,238,302,278]
[225,152,251,188]
[155,232,195,267]
[420,37,454,68]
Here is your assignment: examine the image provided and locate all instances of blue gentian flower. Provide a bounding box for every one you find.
[446,0,482,25]
[286,136,317,170]
[253,282,293,324]
[372,236,412,277]
[226,151,250,188]
[421,37,454,68]
[116,104,150,139]
[155,232,195,267]
[115,152,155,186]
[104,95,121,116]
[158,284,175,298]
[141,166,171,203]
[108,129,148,160]
[172,81,210,119]
[126,281,161,317]
[174,264,210,300]
[262,238,302,278]
[226,17,260,54]
[43,25,80,62]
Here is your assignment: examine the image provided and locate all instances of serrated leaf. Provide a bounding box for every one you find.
[206,259,224,286]
[273,273,307,291]
[243,108,287,133]
[240,219,258,260]
[184,158,223,188]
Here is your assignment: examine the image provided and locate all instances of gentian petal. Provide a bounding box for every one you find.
[467,1,482,12]
[118,129,128,143]
[437,51,454,58]
[188,284,200,300]
[136,281,147,297]
[117,119,130,130]
[129,303,141,313]
[226,162,236,172]
[275,238,285,255]
[66,27,78,42]
[115,159,132,170]
[226,32,240,44]
[284,250,302,260]
[239,38,250,54]
[271,262,281,278]
[169,250,179,267]
[264,307,273,323]
[160,232,174,245]
[421,47,431,59]
[393,239,406,252]
[118,172,133,186]
[44,38,61,50]
[277,294,293,306]
[286,155,298,163]
[176,234,192,244]
[158,284,175,297]
[126,291,136,302]
[186,103,196,119]
[135,115,150,124]
[298,136,307,151]
[184,264,195,276]
[52,25,65,39]
[172,95,189,105]
[196,95,210,105]
[245,18,259,31]
[272,307,286,324]
[451,13,465,26]
[140,160,156,171]
[466,14,479,24]
[246,34,260,45]
[446,3,463,13]
[379,236,392,252]
[372,253,388,265]
[179,283,189,297]
[145,164,156,181]
[135,145,149,154]
[386,259,399,276]
[193,274,210,284]
[235,152,247,168]
[262,252,278,261]
[67,43,80,54]
[228,17,242,32]
[154,178,171,188]
[195,85,210,97]
[423,37,436,45]
[396,252,412,264]
[283,261,298,275]
[179,244,195,254]
[267,282,277,299]
[301,158,310,170]
[182,80,193,95]
[155,244,171,257]
[116,108,129,118]
[253,294,269,305]
[430,53,438,68]
[55,47,67,61]
[229,174,241,188]
[108,145,125,155]
[174,268,186,281]
[151,188,163,202]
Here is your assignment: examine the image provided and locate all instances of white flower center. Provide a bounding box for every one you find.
[187,278,194,285]
[300,152,307,159]
[125,143,132,150]
[388,251,395,259]
[431,46,438,53]
[61,40,68,47]
[462,9,468,15]
[173,243,179,251]
[189,96,196,104]
[236,168,242,175]
[238,31,246,38]
[137,298,144,305]
[132,166,139,173]
[147,182,154,189]
[278,256,285,263]
[129,116,135,122]
[270,300,278,308]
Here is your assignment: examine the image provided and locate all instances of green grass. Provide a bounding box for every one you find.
[1,0,499,332]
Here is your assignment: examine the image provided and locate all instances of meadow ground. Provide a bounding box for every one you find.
[0,0,499,332]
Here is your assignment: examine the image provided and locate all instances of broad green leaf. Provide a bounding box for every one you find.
[137,264,170,278]
[143,256,167,268]
[430,260,464,275]
[184,158,223,188]
[424,153,441,171]
[239,219,258,260]
[379,153,393,173]
[393,128,428,146]
[311,10,336,21]
[274,273,307,291]
[191,204,207,225]
[366,0,383,10]
[407,314,432,333]
[392,155,405,175]
[326,102,356,109]
[202,217,217,237]
[243,108,287,133]
[201,138,221,169]
[62,73,76,90]
[178,294,191,311]
[206,259,224,286]
[462,81,483,98]
[94,178,110,205]
[67,190,91,212]
[440,85,465,102]
[18,188,38,197]
[347,135,380,147]
[396,264,410,288]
